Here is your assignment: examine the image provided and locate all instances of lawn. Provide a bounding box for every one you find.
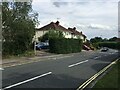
[92,60,119,89]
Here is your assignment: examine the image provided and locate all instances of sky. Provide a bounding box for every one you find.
[32,0,119,39]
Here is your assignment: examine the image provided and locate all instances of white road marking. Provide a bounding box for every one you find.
[94,57,97,59]
[94,57,99,59]
[109,52,114,55]
[3,72,52,89]
[0,68,4,70]
[77,58,119,90]
[68,60,88,68]
[94,56,101,59]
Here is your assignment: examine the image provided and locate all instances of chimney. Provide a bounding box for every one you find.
[73,27,76,30]
[55,21,60,26]
[68,27,71,30]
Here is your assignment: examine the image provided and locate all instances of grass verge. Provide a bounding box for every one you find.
[2,50,35,59]
[92,60,119,89]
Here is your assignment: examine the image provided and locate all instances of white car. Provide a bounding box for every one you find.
[101,47,109,52]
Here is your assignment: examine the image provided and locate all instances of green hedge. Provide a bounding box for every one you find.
[98,42,120,50]
[92,43,99,49]
[49,38,82,54]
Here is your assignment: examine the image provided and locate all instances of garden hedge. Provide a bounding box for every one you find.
[49,38,82,54]
[98,42,120,50]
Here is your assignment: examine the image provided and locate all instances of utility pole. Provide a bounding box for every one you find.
[34,30,37,56]
[34,19,40,56]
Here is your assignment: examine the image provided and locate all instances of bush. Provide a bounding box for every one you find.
[49,38,82,54]
[40,30,64,42]
[92,43,99,49]
[98,42,120,50]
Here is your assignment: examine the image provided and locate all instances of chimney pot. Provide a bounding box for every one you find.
[55,21,59,25]
[73,27,76,30]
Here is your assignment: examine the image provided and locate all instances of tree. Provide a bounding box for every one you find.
[90,37,103,43]
[2,1,38,55]
[102,38,108,42]
[40,30,64,42]
[109,37,118,42]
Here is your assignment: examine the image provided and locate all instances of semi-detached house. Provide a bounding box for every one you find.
[35,21,87,42]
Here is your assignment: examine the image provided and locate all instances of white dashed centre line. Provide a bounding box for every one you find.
[3,72,52,89]
[68,60,88,68]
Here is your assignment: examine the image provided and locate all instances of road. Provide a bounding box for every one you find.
[2,49,119,89]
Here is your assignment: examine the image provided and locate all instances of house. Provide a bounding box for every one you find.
[34,21,87,42]
[67,27,87,42]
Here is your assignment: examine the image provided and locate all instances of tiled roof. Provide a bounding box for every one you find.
[36,22,55,31]
[37,21,72,33]
[68,27,86,38]
[36,21,86,38]
[68,27,81,35]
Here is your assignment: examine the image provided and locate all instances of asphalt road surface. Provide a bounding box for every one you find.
[2,49,119,89]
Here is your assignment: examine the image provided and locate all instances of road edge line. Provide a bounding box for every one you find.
[77,58,119,90]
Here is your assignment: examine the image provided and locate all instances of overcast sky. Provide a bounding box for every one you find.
[32,0,119,39]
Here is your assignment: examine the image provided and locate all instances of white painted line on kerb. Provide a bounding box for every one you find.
[3,72,52,89]
[68,60,88,68]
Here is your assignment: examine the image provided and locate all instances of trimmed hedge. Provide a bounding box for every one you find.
[49,38,82,54]
[98,42,120,50]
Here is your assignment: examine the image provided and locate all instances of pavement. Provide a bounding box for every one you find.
[1,49,119,89]
[1,50,72,68]
[1,50,92,68]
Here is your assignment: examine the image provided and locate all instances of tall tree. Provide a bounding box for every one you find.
[2,1,38,55]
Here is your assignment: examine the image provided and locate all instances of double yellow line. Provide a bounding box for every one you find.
[77,58,119,90]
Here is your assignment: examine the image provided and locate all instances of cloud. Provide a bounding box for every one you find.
[52,2,68,7]
[87,24,111,30]
[32,0,118,39]
[76,23,118,39]
[77,24,117,30]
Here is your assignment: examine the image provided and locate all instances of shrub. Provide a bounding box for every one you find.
[98,42,120,50]
[49,38,82,54]
[40,30,64,42]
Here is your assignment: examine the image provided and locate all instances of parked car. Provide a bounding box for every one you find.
[35,42,49,50]
[101,47,109,52]
[83,45,91,51]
